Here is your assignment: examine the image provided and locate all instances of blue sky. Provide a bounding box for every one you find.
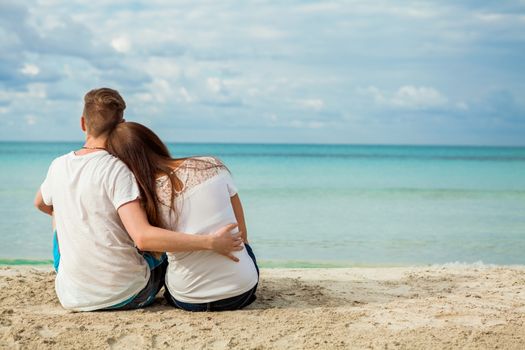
[0,1,524,145]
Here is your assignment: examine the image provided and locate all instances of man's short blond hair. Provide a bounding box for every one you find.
[83,88,126,137]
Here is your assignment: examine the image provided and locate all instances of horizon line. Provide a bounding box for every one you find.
[1,140,525,148]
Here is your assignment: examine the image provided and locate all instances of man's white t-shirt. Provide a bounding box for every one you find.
[158,157,258,303]
[40,150,149,311]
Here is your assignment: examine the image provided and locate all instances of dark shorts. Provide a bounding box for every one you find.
[53,231,167,310]
[104,253,168,310]
[164,243,259,312]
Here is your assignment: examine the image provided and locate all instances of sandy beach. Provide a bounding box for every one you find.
[1,265,524,349]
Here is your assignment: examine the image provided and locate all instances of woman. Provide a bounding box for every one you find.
[107,122,259,311]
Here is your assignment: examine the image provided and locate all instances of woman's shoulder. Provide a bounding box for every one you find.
[165,156,223,176]
[178,156,227,174]
[186,156,224,167]
[170,156,228,193]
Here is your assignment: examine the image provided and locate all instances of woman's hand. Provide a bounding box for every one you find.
[209,223,244,262]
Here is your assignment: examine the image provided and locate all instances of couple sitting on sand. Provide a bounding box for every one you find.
[34,88,259,312]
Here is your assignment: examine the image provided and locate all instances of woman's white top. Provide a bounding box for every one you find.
[157,157,258,303]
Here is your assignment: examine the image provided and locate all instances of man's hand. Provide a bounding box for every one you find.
[119,200,245,254]
[210,223,244,262]
[34,190,53,216]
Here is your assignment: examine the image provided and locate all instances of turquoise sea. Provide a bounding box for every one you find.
[1,142,524,267]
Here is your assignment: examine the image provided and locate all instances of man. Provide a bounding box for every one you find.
[34,88,243,311]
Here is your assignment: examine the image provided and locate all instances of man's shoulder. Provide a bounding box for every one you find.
[48,152,74,168]
[50,151,130,176]
[99,153,132,172]
[96,154,136,186]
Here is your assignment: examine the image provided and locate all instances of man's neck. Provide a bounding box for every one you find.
[75,135,108,156]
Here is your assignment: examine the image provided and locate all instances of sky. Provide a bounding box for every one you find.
[0,0,524,145]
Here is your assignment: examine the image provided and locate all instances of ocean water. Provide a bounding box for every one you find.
[1,142,524,267]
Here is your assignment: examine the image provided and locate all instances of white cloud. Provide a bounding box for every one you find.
[388,6,437,19]
[248,26,286,39]
[307,121,325,129]
[207,77,224,94]
[360,85,448,110]
[139,78,195,106]
[1,1,524,144]
[25,115,37,125]
[143,58,181,79]
[179,87,193,103]
[298,2,341,13]
[27,83,47,99]
[135,92,154,103]
[37,15,64,31]
[475,13,505,22]
[111,36,131,53]
[21,64,40,76]
[0,84,47,101]
[359,86,384,104]
[391,86,448,108]
[456,101,469,110]
[289,120,325,129]
[298,98,325,111]
[146,79,172,103]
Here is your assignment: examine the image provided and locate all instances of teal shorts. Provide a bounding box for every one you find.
[52,231,60,272]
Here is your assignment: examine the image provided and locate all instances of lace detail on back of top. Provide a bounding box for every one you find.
[155,156,226,207]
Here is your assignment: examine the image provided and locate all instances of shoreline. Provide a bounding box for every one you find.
[1,266,525,349]
[2,258,525,269]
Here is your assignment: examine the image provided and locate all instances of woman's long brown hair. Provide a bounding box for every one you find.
[107,122,181,228]
[107,122,226,228]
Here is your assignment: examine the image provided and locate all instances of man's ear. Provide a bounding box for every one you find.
[80,116,87,132]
